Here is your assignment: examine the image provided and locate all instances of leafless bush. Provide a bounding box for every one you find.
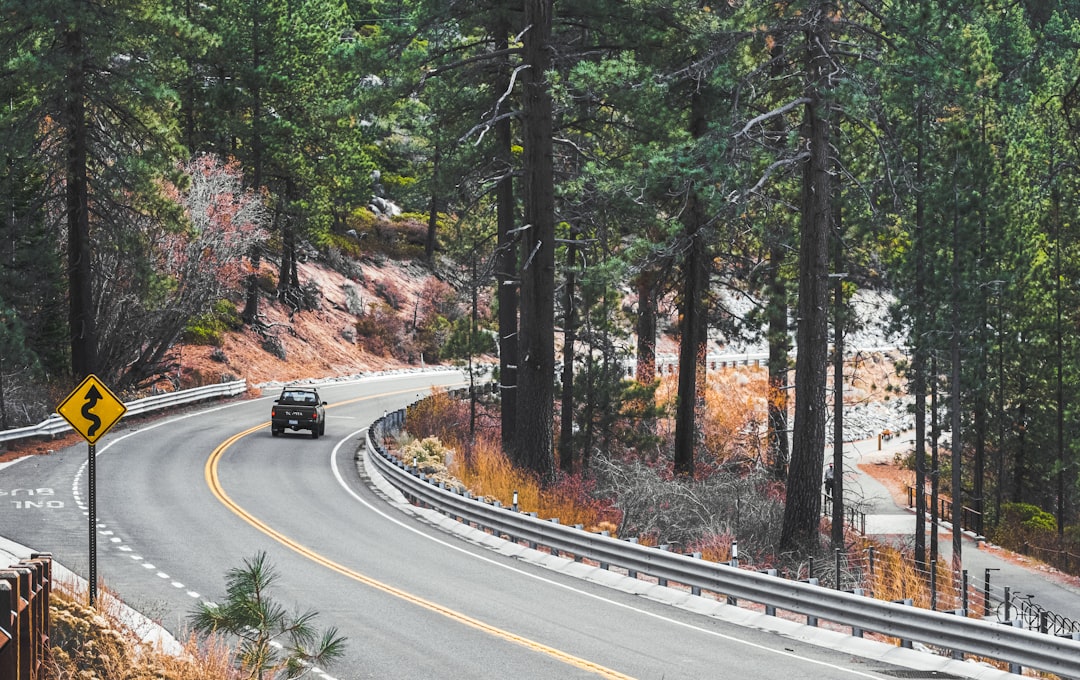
[96,154,269,388]
[0,371,51,429]
[592,456,784,561]
[374,279,405,310]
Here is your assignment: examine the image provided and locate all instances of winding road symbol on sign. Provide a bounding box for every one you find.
[81,385,104,438]
[57,375,127,444]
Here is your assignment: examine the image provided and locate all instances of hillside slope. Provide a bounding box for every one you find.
[179,256,444,388]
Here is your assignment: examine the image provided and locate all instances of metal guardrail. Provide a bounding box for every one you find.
[906,486,984,538]
[0,553,52,679]
[366,412,1080,679]
[0,379,248,445]
[623,352,769,377]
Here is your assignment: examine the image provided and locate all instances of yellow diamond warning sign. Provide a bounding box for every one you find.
[57,374,127,444]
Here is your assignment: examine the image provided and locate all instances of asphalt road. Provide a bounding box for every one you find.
[0,371,982,679]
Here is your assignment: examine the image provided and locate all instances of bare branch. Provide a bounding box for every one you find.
[731,152,810,202]
[736,97,812,138]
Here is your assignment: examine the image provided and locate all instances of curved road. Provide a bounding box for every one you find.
[2,371,925,678]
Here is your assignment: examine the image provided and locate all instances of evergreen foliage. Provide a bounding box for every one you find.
[2,0,1080,555]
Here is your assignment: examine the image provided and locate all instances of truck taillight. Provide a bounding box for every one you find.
[312,412,318,420]
[271,408,277,417]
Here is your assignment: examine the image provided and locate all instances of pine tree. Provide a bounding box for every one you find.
[0,0,196,381]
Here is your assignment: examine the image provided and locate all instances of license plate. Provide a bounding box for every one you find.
[289,420,298,426]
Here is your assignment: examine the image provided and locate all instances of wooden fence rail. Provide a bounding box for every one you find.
[0,554,52,680]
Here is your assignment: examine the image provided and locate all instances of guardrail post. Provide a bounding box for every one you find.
[626,538,638,579]
[690,553,702,596]
[1007,619,1023,674]
[851,589,865,637]
[892,599,914,647]
[598,531,611,570]
[1004,585,1011,621]
[804,578,819,627]
[658,545,669,587]
[949,609,966,659]
[763,570,778,615]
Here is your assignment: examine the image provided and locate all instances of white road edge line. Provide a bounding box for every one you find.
[328,429,884,680]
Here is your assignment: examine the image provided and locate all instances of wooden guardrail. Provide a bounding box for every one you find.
[0,553,52,679]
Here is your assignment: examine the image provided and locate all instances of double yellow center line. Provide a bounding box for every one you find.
[204,395,633,679]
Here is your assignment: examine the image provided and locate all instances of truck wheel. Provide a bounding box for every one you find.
[320,422,326,436]
[311,427,319,439]
[271,427,280,437]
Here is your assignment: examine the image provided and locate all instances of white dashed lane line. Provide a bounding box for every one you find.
[70,449,339,680]
[72,458,204,599]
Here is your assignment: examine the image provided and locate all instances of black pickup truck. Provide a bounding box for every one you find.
[270,387,326,438]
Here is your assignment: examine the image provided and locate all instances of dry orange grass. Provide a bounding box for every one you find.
[653,368,769,466]
[703,369,768,464]
[404,389,616,531]
[47,577,238,680]
[446,433,617,531]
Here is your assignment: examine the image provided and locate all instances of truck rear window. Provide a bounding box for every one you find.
[281,391,317,404]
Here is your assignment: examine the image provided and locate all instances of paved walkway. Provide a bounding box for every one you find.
[838,430,1080,625]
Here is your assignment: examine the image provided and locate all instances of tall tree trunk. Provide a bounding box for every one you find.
[242,249,263,323]
[765,38,791,480]
[673,89,709,478]
[930,356,940,566]
[559,228,578,473]
[766,234,790,478]
[1053,187,1065,540]
[635,268,658,385]
[830,204,844,551]
[278,212,295,302]
[780,9,833,553]
[950,168,963,573]
[64,24,96,380]
[494,22,518,453]
[1014,387,1027,503]
[913,114,928,571]
[244,6,266,325]
[425,145,441,265]
[511,0,556,483]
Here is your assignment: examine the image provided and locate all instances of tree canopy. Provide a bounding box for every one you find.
[3,0,1080,555]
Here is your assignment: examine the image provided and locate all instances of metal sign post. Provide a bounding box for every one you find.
[56,375,127,607]
[88,442,96,605]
